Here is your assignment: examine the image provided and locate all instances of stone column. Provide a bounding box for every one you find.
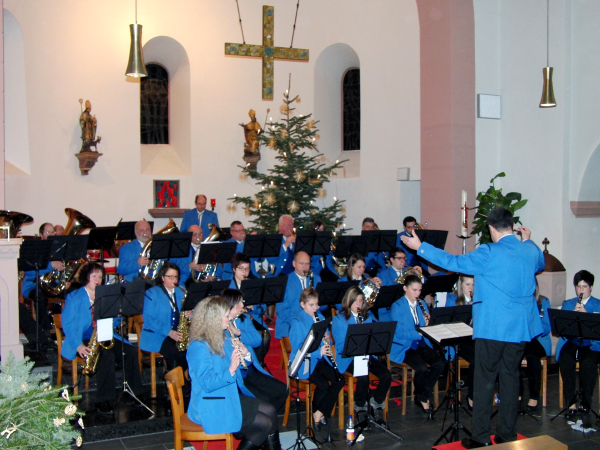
[0,239,24,361]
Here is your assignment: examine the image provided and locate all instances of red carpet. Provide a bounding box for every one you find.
[432,434,527,449]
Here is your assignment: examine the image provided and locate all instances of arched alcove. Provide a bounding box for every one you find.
[314,43,360,177]
[140,36,191,175]
[570,142,600,217]
[4,9,30,175]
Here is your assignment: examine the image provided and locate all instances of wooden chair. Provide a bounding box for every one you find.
[132,314,164,398]
[558,361,600,409]
[54,314,89,395]
[388,358,439,415]
[520,356,548,407]
[165,366,233,450]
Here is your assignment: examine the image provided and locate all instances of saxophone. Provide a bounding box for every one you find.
[176,286,190,352]
[82,327,114,376]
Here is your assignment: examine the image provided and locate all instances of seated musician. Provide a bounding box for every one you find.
[222,288,288,412]
[555,270,600,414]
[289,288,345,430]
[140,262,190,372]
[229,253,270,364]
[274,251,322,340]
[61,262,142,414]
[396,216,423,269]
[390,274,445,414]
[310,220,339,282]
[117,220,152,282]
[338,253,382,311]
[331,286,392,425]
[221,221,249,281]
[176,225,213,286]
[251,214,295,278]
[519,284,551,412]
[361,217,387,276]
[446,274,475,410]
[187,296,281,450]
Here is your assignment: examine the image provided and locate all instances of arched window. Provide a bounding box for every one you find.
[141,63,169,145]
[342,68,360,151]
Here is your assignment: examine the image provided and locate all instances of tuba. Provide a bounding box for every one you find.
[360,275,380,309]
[0,210,34,239]
[41,208,96,297]
[176,286,190,351]
[190,224,227,282]
[139,219,179,280]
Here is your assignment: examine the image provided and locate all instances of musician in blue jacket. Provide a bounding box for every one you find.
[222,289,288,412]
[338,253,382,311]
[176,225,203,286]
[289,288,345,430]
[519,288,551,412]
[310,220,339,282]
[61,262,142,414]
[396,216,422,268]
[180,194,219,239]
[390,275,444,414]
[187,296,281,450]
[117,220,152,282]
[555,270,600,414]
[141,262,190,372]
[220,221,248,280]
[402,206,545,448]
[361,218,388,276]
[332,286,392,424]
[228,254,270,365]
[275,251,322,339]
[251,215,295,278]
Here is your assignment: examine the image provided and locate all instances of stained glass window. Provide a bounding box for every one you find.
[342,68,360,151]
[141,64,169,145]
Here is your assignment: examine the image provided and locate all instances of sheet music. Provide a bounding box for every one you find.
[420,322,473,344]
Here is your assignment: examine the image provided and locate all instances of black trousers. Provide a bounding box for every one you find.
[403,345,445,404]
[251,320,271,366]
[558,341,600,407]
[458,340,476,399]
[347,357,392,406]
[310,359,345,418]
[25,288,52,331]
[159,337,188,372]
[19,302,44,344]
[94,339,143,403]
[472,338,526,443]
[243,365,289,413]
[519,339,547,401]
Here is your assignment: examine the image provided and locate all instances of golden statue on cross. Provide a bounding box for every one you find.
[225,5,309,100]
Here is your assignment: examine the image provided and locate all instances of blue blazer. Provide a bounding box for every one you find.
[275,272,322,339]
[186,336,254,434]
[233,314,270,376]
[181,209,219,239]
[141,285,185,353]
[417,236,545,343]
[555,296,600,360]
[250,236,293,279]
[220,239,245,281]
[61,287,125,360]
[289,310,328,376]
[173,246,195,285]
[118,240,143,282]
[396,231,421,268]
[310,253,338,279]
[331,311,377,373]
[229,279,267,328]
[22,261,53,297]
[390,296,431,364]
[365,252,387,274]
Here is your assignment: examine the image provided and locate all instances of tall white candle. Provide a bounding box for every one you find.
[461,190,468,237]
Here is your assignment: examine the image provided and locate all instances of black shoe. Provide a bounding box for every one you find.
[414,397,431,414]
[236,437,260,450]
[261,431,281,450]
[578,405,590,414]
[373,407,385,425]
[494,436,508,444]
[320,416,328,426]
[527,403,539,412]
[313,414,322,432]
[96,401,113,415]
[355,409,368,425]
[461,437,491,449]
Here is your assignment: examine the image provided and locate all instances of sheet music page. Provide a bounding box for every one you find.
[420,322,473,343]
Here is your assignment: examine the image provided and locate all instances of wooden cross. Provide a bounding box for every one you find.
[542,237,550,253]
[225,5,309,100]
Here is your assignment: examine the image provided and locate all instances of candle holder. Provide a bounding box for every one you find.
[456,234,473,255]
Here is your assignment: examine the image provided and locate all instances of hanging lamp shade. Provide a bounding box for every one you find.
[539,66,556,108]
[125,23,147,77]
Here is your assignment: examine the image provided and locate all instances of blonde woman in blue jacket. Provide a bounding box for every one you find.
[187,296,280,450]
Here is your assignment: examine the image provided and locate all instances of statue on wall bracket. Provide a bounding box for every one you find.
[241,108,267,170]
[75,98,103,175]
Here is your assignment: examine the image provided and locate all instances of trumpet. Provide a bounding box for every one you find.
[304,270,314,288]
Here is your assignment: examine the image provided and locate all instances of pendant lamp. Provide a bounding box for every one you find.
[125,0,147,77]
[540,0,556,107]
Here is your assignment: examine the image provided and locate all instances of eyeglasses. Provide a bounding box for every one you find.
[164,275,179,279]
[393,256,406,260]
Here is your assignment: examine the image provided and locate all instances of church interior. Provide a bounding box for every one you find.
[2,0,600,449]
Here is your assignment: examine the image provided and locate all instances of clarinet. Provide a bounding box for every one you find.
[357,311,365,324]
[417,298,430,323]
[314,314,343,381]
[577,293,584,305]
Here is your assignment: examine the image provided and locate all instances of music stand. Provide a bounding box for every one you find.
[195,241,237,279]
[341,321,403,446]
[149,232,192,261]
[315,281,354,313]
[220,227,232,241]
[18,239,53,354]
[240,277,287,325]
[335,235,368,259]
[429,305,472,326]
[295,231,332,256]
[115,221,154,241]
[287,318,331,450]
[244,234,282,278]
[48,235,90,262]
[549,309,600,421]
[183,280,230,311]
[87,227,118,281]
[369,285,402,319]
[418,323,474,444]
[415,229,448,250]
[361,229,396,253]
[421,274,459,304]
[95,280,154,416]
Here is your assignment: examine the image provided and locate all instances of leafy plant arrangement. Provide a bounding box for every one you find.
[471,172,528,245]
[0,353,84,449]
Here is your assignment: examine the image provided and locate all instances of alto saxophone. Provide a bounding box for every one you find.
[176,286,190,352]
[82,327,114,376]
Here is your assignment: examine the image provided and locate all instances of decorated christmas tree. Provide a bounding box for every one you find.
[0,353,84,449]
[230,86,347,234]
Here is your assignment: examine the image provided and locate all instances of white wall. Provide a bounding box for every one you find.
[474,0,600,285]
[4,0,420,236]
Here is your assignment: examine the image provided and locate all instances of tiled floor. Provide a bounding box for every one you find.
[80,371,600,450]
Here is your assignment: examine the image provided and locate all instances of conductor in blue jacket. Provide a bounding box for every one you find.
[187,296,281,450]
[61,262,142,414]
[141,262,190,372]
[401,206,545,448]
[117,220,152,282]
[555,270,600,414]
[180,194,219,239]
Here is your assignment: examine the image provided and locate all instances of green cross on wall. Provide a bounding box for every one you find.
[225,5,309,100]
